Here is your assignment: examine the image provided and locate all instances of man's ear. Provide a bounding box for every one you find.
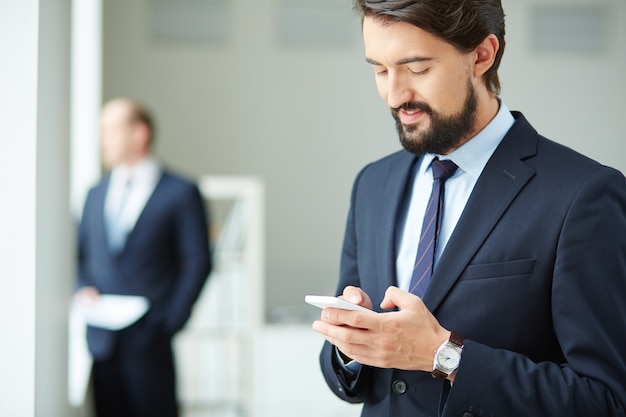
[473,34,499,78]
[130,121,151,152]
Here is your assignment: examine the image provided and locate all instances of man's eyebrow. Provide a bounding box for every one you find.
[365,56,434,65]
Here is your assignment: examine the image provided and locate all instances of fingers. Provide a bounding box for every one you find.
[342,286,363,303]
[75,286,100,302]
[341,286,373,310]
[380,286,423,311]
[317,307,375,334]
[318,307,347,326]
[312,316,370,355]
[312,286,448,371]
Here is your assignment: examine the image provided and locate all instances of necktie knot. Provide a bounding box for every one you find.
[431,159,458,181]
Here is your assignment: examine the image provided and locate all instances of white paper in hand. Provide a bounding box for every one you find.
[73,294,150,330]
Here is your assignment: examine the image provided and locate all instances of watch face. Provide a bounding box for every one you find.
[436,346,460,372]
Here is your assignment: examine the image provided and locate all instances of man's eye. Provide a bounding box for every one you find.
[409,68,429,75]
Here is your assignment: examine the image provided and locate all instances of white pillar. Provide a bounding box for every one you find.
[0,1,74,415]
[70,0,102,218]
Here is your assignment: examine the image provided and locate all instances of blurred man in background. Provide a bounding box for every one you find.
[75,98,212,417]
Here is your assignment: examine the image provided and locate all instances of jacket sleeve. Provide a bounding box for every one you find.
[160,183,212,335]
[319,164,374,403]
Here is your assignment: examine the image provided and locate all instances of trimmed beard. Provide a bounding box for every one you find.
[392,80,478,156]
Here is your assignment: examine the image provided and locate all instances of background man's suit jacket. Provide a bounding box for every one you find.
[320,113,626,416]
[78,170,212,359]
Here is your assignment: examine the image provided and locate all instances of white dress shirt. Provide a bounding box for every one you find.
[104,157,162,245]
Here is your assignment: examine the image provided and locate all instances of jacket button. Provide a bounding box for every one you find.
[392,379,407,395]
[462,413,474,417]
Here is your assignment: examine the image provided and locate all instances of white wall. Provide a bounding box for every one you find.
[500,0,626,171]
[0,0,75,416]
[101,0,626,319]
[255,325,361,417]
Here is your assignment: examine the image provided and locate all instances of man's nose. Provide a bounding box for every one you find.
[385,73,414,110]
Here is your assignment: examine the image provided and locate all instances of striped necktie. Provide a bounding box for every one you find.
[409,158,458,297]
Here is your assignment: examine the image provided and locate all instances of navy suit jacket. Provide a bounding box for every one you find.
[78,169,212,359]
[320,112,626,416]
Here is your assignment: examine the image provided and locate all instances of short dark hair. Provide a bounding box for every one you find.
[354,0,506,95]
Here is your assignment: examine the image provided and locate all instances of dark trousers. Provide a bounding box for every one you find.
[92,336,178,417]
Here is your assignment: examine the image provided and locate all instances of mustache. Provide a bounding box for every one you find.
[392,102,433,117]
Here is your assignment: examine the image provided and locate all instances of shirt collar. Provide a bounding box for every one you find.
[422,101,515,179]
[110,157,161,185]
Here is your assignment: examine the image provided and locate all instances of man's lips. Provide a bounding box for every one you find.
[398,108,425,124]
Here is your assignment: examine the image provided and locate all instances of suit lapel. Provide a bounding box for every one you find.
[122,171,166,251]
[423,113,539,312]
[375,153,419,293]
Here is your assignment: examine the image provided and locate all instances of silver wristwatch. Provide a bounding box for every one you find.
[432,331,464,379]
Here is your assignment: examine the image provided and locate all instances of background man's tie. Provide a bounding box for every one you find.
[409,158,458,297]
[107,179,132,253]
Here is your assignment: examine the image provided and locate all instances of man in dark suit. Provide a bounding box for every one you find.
[75,98,212,417]
[313,1,626,416]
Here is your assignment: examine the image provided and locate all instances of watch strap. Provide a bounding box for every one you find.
[431,368,449,379]
[449,331,464,347]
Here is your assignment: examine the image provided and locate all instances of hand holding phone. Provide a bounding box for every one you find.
[305,295,372,313]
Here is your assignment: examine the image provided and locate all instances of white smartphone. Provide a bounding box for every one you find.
[305,295,372,313]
